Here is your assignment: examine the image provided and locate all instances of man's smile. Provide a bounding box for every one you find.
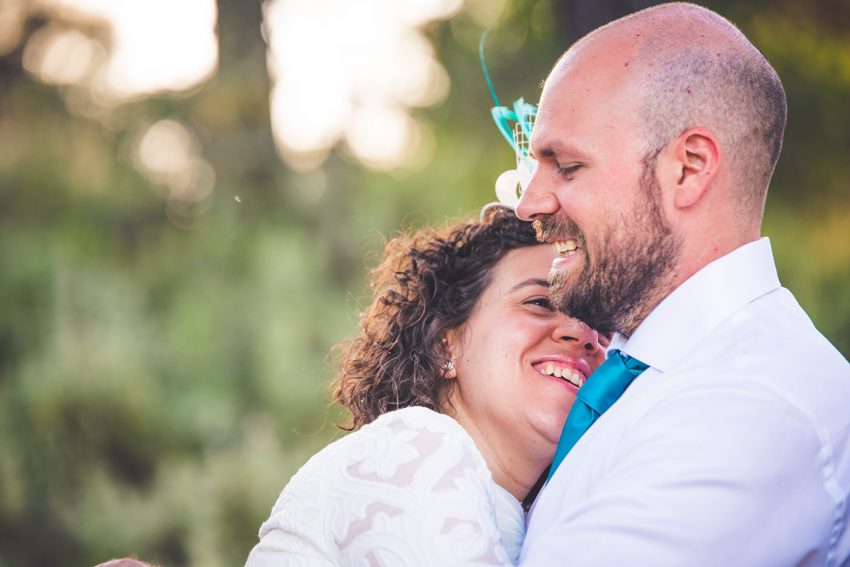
[552,240,579,257]
[551,239,582,271]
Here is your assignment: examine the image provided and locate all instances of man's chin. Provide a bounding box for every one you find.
[548,268,578,314]
[550,267,617,336]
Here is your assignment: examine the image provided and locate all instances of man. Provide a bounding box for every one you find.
[515,3,850,565]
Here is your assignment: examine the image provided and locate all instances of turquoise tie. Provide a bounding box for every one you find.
[547,349,649,479]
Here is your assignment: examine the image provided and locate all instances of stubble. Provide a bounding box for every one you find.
[535,157,682,337]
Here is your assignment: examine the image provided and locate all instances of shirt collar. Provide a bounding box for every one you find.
[609,237,781,372]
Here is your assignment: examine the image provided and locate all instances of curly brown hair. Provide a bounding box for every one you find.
[332,205,541,430]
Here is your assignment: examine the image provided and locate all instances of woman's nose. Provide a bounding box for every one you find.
[552,317,601,354]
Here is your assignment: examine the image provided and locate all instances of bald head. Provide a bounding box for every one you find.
[560,2,787,219]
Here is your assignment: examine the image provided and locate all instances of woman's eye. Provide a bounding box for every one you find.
[525,297,554,311]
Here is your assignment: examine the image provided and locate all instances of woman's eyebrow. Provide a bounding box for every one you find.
[507,278,550,294]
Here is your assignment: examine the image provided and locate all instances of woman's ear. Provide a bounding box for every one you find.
[661,127,721,209]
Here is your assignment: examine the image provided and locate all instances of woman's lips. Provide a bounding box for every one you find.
[532,357,593,389]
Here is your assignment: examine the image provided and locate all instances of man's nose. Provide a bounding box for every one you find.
[516,169,559,221]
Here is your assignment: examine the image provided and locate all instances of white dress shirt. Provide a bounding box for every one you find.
[521,238,850,566]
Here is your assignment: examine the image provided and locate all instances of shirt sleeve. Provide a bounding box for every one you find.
[520,380,832,566]
[246,408,515,566]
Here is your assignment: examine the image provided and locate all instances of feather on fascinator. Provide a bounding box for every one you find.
[479,29,538,219]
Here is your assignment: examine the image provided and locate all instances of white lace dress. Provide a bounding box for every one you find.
[245,406,520,566]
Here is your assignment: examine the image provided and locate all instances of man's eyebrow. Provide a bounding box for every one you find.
[529,141,588,162]
[528,148,555,160]
[507,278,550,294]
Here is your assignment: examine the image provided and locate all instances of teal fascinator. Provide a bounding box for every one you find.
[480,29,538,212]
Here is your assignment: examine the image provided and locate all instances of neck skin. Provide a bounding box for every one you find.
[444,402,550,503]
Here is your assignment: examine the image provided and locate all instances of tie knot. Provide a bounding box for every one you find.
[608,349,650,373]
[577,349,648,414]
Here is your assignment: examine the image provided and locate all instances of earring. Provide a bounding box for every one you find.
[443,361,456,378]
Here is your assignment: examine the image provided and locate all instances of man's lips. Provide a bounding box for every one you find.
[550,239,582,271]
[552,239,579,255]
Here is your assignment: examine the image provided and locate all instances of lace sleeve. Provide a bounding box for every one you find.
[246,407,515,566]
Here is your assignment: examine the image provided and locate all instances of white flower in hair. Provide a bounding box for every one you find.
[494,169,521,210]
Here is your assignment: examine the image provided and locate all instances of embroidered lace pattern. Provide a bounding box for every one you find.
[245,406,520,566]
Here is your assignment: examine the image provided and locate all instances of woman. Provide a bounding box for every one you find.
[246,206,605,566]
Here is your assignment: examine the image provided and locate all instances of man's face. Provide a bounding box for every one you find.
[516,53,682,336]
[534,161,681,336]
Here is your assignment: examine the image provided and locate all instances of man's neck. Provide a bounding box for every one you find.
[619,234,762,338]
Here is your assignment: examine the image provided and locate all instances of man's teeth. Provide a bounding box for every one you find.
[543,363,585,387]
[553,240,578,257]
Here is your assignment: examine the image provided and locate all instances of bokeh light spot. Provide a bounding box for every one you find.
[263,0,460,171]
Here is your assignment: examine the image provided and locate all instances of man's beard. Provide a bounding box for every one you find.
[534,158,682,337]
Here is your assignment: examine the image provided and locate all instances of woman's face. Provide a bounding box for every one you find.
[445,244,606,474]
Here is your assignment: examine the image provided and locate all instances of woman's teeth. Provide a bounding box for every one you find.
[553,240,578,256]
[542,363,585,388]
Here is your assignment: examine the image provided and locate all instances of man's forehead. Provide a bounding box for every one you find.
[530,77,577,156]
[531,73,639,159]
[538,48,639,121]
[534,67,587,131]
[539,64,599,111]
[548,29,641,88]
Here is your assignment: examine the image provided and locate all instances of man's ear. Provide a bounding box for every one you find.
[662,127,720,209]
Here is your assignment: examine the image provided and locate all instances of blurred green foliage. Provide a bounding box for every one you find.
[0,1,848,565]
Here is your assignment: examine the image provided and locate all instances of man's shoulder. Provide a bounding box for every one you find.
[690,285,847,373]
[665,285,850,431]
